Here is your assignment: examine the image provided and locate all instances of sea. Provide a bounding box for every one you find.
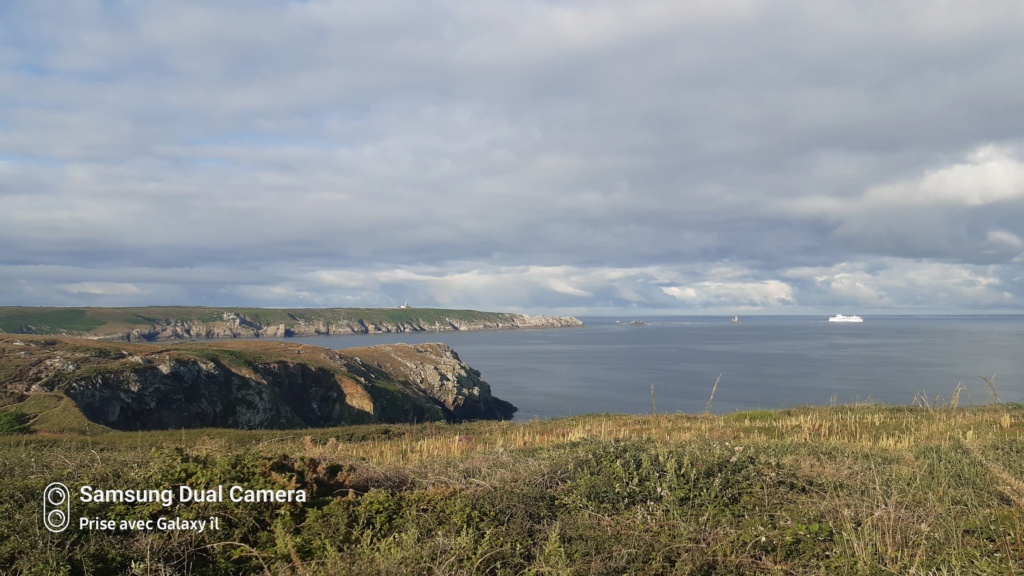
[282,316,1024,420]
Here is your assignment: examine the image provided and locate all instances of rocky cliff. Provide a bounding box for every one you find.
[0,306,584,342]
[0,334,516,431]
[116,311,583,342]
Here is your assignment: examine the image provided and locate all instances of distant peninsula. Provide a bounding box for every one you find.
[0,306,583,342]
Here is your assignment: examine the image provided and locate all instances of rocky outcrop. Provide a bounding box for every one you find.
[53,357,374,430]
[349,344,516,421]
[0,335,517,431]
[113,312,583,342]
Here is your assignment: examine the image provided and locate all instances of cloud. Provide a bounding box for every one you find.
[825,145,1024,263]
[663,280,795,309]
[986,230,1024,254]
[60,282,145,296]
[785,259,1015,310]
[862,146,1024,208]
[1,1,1024,312]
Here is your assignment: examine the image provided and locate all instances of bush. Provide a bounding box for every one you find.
[0,412,30,434]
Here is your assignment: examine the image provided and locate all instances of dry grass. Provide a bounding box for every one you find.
[289,403,1020,467]
[3,402,1023,574]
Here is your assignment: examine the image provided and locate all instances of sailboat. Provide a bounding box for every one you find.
[731,315,739,324]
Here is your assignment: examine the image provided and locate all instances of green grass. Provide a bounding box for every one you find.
[23,397,110,435]
[1,404,1023,574]
[0,307,105,334]
[0,411,30,434]
[0,393,111,436]
[8,393,63,415]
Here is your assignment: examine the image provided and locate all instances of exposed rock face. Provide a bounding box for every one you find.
[351,344,516,421]
[0,335,516,430]
[113,312,583,341]
[57,358,371,430]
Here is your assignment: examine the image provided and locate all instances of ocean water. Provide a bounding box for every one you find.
[284,316,1024,420]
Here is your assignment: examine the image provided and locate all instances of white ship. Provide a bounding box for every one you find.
[828,314,863,323]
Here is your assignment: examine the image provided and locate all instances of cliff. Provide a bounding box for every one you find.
[0,306,584,341]
[0,334,516,431]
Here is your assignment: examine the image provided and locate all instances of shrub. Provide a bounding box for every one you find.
[0,412,30,434]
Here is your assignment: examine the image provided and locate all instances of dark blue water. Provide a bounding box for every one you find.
[283,316,1024,420]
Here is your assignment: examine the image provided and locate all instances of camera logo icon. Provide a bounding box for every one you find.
[43,482,71,533]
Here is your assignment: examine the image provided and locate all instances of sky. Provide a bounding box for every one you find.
[2,1,1024,315]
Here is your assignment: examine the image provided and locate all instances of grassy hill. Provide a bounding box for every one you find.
[2,402,1023,574]
[0,306,582,340]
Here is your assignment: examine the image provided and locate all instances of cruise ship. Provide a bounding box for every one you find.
[828,314,864,323]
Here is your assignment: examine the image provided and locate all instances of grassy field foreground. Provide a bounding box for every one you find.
[2,403,1024,575]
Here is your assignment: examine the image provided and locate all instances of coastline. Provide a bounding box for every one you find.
[0,306,584,342]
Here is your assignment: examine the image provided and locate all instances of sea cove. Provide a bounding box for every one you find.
[287,315,1024,419]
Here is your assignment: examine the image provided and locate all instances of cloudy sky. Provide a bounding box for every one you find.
[2,1,1023,314]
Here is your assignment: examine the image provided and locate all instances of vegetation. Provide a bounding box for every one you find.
[0,308,106,335]
[2,403,1023,574]
[0,410,30,434]
[1,333,516,430]
[0,306,563,340]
